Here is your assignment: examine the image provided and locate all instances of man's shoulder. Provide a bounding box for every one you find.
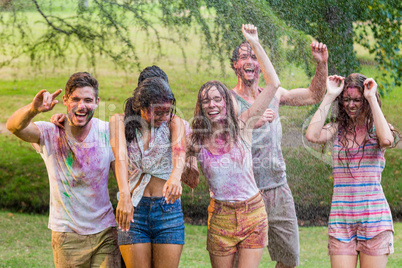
[91,118,109,131]
[33,121,57,133]
[89,118,112,145]
[34,120,55,128]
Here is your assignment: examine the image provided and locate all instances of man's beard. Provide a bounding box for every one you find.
[238,71,256,87]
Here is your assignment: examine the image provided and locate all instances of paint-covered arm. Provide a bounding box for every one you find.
[363,79,395,148]
[110,113,134,232]
[238,24,280,137]
[306,75,343,143]
[280,42,328,106]
[6,89,62,143]
[164,116,185,204]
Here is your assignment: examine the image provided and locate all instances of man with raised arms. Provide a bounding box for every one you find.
[230,40,328,268]
[6,72,120,267]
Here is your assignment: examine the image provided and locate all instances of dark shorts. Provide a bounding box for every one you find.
[262,183,300,267]
[118,196,185,245]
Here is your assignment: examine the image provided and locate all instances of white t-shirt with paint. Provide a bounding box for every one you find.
[34,118,116,235]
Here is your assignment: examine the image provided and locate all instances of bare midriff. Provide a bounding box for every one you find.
[140,174,166,197]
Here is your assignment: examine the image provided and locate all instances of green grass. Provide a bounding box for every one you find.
[1,211,401,267]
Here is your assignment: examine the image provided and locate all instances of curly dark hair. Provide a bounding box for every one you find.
[124,77,176,143]
[138,65,169,85]
[189,80,241,155]
[333,73,399,175]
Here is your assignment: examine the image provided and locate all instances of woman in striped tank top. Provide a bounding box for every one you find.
[306,73,399,268]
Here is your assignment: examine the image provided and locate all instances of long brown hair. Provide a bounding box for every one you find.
[334,73,398,174]
[190,80,240,154]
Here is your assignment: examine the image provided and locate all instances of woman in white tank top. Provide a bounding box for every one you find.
[188,24,281,268]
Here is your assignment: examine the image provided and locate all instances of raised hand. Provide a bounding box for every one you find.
[242,24,259,44]
[50,113,66,129]
[363,78,378,100]
[311,42,328,64]
[327,75,344,98]
[32,89,62,113]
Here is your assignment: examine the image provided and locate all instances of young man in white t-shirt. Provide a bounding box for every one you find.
[6,72,120,267]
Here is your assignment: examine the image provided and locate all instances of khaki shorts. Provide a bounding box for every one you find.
[207,193,268,256]
[328,231,394,256]
[52,227,121,268]
[261,184,300,267]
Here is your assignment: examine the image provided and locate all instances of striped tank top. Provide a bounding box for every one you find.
[329,131,393,242]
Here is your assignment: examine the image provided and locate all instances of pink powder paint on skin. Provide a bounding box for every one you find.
[172,145,185,154]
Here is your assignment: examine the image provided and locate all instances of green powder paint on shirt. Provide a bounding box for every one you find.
[66,151,74,170]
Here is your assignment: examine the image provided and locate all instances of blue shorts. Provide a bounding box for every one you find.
[118,196,185,245]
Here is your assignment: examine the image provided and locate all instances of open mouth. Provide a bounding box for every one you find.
[208,111,220,118]
[74,111,88,120]
[244,67,255,74]
[347,109,360,117]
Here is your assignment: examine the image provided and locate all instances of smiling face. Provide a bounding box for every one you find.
[342,87,364,120]
[201,86,227,122]
[63,86,99,128]
[141,102,172,128]
[233,43,261,86]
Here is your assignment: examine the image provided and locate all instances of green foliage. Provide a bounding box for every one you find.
[0,0,316,78]
[266,0,360,75]
[0,0,166,72]
[1,1,400,94]
[355,0,402,95]
[159,0,314,76]
[266,0,402,94]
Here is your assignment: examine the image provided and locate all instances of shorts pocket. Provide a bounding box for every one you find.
[52,232,67,249]
[160,199,181,213]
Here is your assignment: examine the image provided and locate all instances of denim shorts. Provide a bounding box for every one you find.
[118,196,185,245]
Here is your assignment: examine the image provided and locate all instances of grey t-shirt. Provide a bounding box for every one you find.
[232,91,287,190]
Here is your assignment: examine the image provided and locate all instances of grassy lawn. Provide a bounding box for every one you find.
[0,211,401,267]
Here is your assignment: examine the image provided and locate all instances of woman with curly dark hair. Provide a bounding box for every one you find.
[109,69,189,268]
[188,24,280,268]
[306,74,399,268]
